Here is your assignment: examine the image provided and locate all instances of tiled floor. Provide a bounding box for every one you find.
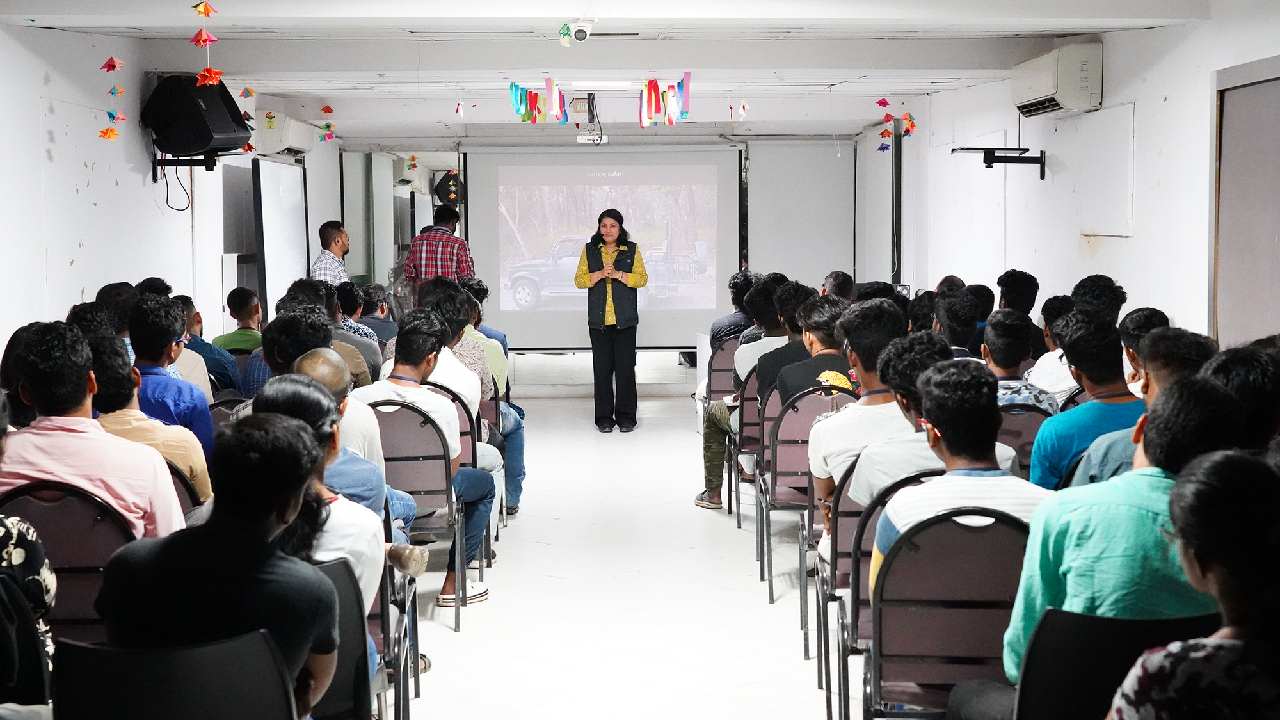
[407,392,832,719]
[509,351,697,397]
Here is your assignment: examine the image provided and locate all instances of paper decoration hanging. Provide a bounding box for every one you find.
[190,28,218,48]
[882,113,895,124]
[639,73,693,128]
[195,66,223,86]
[876,98,890,108]
[241,142,254,153]
[509,80,565,124]
[242,110,253,122]
[192,1,216,17]
[738,102,749,121]
[109,85,125,96]
[434,170,465,206]
[321,105,334,114]
[455,101,464,120]
[240,87,255,98]
[263,111,277,130]
[100,56,124,72]
[98,127,120,141]
[879,129,892,139]
[106,109,127,124]
[559,23,572,47]
[877,143,890,152]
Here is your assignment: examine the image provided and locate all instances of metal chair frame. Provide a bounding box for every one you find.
[725,367,760,526]
[423,381,493,579]
[997,403,1052,480]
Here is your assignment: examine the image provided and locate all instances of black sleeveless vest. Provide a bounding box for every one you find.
[585,240,639,330]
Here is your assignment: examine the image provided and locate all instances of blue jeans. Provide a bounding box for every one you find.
[499,402,527,507]
[447,467,494,571]
[387,486,416,545]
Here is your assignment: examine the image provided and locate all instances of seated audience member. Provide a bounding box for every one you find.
[0,394,58,669]
[964,284,997,356]
[853,280,895,302]
[982,310,1058,414]
[776,295,855,402]
[96,414,338,717]
[132,279,212,401]
[1199,346,1280,450]
[356,283,398,345]
[755,281,819,405]
[738,272,789,346]
[313,280,382,380]
[949,377,1241,720]
[91,336,212,501]
[336,282,380,345]
[709,270,758,347]
[1108,451,1280,719]
[1071,328,1217,487]
[1028,312,1145,489]
[936,275,966,295]
[66,301,117,339]
[870,360,1051,589]
[236,306,384,473]
[0,323,40,428]
[461,289,508,398]
[135,277,171,297]
[174,295,240,394]
[1023,295,1078,403]
[458,277,508,354]
[996,268,1047,359]
[734,282,790,382]
[933,290,982,359]
[351,309,495,606]
[129,294,215,456]
[809,299,914,510]
[0,322,182,537]
[821,271,855,301]
[850,332,1019,505]
[907,290,936,333]
[212,287,263,353]
[1071,274,1128,326]
[1118,306,1170,390]
[97,281,185,385]
[291,348,412,535]
[241,295,371,397]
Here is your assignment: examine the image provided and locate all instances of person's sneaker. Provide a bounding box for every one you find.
[437,581,489,607]
[505,505,519,516]
[619,424,636,433]
[597,423,614,433]
[467,548,497,570]
[386,544,429,576]
[694,490,723,510]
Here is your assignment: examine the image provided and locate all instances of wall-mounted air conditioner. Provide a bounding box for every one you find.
[253,110,315,156]
[1011,42,1103,118]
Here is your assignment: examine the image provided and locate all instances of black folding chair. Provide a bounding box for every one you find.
[997,404,1052,480]
[166,460,203,516]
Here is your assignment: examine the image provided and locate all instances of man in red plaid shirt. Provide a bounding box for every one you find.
[403,205,474,292]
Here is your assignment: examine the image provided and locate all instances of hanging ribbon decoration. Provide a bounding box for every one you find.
[190,2,223,87]
[99,57,125,140]
[639,72,693,128]
[509,79,567,124]
[875,100,920,151]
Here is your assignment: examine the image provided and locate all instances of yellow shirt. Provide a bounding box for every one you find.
[98,408,213,501]
[573,243,649,326]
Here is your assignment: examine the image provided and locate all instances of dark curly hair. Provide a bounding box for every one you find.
[1143,376,1244,473]
[838,299,908,372]
[877,331,953,416]
[728,270,759,311]
[918,359,1001,459]
[16,322,93,416]
[934,290,981,347]
[996,269,1039,315]
[1071,274,1127,325]
[1199,347,1280,449]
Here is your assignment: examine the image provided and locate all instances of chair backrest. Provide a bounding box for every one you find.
[368,400,454,518]
[166,460,202,514]
[1061,387,1090,411]
[998,403,1052,478]
[312,560,372,720]
[707,336,741,399]
[53,630,298,720]
[423,381,477,469]
[770,385,858,494]
[209,397,244,432]
[828,458,865,580]
[1013,609,1222,720]
[736,368,762,451]
[870,508,1030,698]
[0,482,134,643]
[478,378,501,432]
[1058,453,1086,491]
[0,574,50,705]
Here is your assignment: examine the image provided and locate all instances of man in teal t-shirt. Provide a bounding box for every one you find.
[1028,311,1145,489]
[946,376,1243,720]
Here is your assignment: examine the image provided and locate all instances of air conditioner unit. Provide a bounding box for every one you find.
[1011,42,1102,118]
[394,160,427,193]
[253,110,315,156]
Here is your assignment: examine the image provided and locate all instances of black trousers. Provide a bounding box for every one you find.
[589,325,637,427]
[946,680,1016,720]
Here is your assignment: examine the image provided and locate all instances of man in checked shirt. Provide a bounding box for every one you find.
[403,205,475,298]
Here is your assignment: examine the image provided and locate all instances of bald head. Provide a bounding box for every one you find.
[291,347,351,402]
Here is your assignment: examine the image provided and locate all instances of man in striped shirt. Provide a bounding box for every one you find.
[310,221,350,286]
[403,205,474,291]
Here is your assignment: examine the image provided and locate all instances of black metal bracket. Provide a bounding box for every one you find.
[151,153,219,184]
[951,147,1047,180]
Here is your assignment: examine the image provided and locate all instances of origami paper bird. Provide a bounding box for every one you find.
[192,1,216,17]
[883,113,895,124]
[241,142,254,153]
[877,143,891,152]
[190,28,218,48]
[879,128,892,139]
[902,112,914,122]
[903,128,913,137]
[98,127,120,141]
[109,85,125,96]
[195,67,223,87]
[242,110,253,122]
[240,87,255,98]
[320,105,334,114]
[106,110,127,124]
[876,98,890,108]
[100,56,124,72]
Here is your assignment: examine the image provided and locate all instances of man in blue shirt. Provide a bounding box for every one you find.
[129,295,214,457]
[1028,311,1145,489]
[173,295,240,394]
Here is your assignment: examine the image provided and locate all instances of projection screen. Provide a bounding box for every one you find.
[465,147,740,350]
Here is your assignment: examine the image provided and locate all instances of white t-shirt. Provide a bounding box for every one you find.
[312,495,386,614]
[381,346,480,417]
[847,431,1020,506]
[351,379,462,460]
[880,470,1050,543]
[734,335,789,384]
[807,401,916,481]
[1025,348,1078,404]
[340,397,384,474]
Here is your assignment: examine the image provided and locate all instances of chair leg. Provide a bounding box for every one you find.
[765,499,776,603]
[411,591,421,699]
[454,516,464,633]
[800,521,810,650]
[725,447,735,516]
[756,483,766,580]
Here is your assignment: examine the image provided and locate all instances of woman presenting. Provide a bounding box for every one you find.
[574,209,648,433]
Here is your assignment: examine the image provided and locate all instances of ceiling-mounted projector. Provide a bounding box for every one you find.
[577,131,607,145]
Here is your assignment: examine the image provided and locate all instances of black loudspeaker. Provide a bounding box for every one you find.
[141,73,251,157]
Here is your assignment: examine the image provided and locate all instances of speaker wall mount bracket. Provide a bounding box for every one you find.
[951,147,1047,180]
[151,153,221,183]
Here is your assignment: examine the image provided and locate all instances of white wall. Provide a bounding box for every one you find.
[341,152,370,278]
[305,139,341,269]
[884,0,1280,331]
[370,153,397,285]
[747,140,855,286]
[855,131,892,283]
